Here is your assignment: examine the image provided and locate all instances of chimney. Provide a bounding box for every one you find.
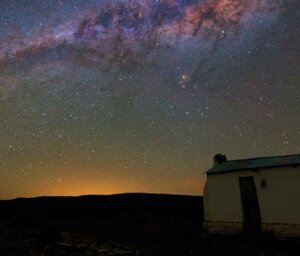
[213,154,227,166]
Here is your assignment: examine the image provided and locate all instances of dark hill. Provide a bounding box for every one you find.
[0,193,204,256]
[0,193,203,224]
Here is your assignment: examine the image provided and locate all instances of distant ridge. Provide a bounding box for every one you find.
[0,192,201,201]
[0,193,203,227]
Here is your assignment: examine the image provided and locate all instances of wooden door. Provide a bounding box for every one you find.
[239,176,261,232]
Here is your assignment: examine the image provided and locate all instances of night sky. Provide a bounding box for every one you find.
[0,0,299,199]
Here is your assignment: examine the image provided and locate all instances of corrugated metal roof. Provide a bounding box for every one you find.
[206,154,300,175]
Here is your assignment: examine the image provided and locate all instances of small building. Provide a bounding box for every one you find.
[203,153,300,237]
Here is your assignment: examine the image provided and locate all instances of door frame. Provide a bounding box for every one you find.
[239,176,262,233]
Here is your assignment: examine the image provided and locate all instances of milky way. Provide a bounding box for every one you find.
[0,0,299,199]
[0,0,283,70]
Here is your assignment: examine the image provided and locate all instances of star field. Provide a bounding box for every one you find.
[0,0,299,199]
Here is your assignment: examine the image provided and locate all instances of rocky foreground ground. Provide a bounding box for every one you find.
[0,194,299,256]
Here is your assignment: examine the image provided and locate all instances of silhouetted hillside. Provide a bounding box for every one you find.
[0,193,203,225]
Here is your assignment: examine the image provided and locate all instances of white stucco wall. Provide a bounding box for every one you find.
[204,165,300,236]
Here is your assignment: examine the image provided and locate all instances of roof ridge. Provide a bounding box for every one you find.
[225,153,300,163]
[207,153,300,175]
